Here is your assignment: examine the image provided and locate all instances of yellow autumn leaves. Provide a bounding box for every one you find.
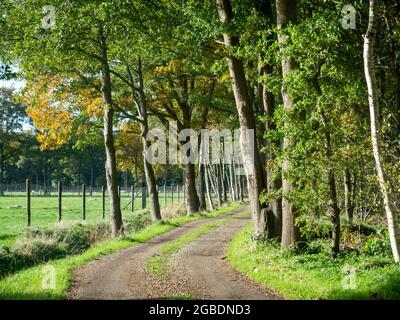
[23,75,103,150]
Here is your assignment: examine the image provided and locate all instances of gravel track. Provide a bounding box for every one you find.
[69,205,280,300]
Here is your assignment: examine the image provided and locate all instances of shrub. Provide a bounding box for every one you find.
[0,222,112,278]
[124,212,151,233]
[297,215,331,241]
[305,238,331,254]
[362,233,391,257]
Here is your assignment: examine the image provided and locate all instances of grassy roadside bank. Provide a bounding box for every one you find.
[227,223,400,300]
[0,202,242,300]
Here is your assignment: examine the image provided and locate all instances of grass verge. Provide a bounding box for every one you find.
[147,209,250,276]
[227,223,400,300]
[0,202,242,300]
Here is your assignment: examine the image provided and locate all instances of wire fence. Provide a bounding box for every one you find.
[0,177,247,234]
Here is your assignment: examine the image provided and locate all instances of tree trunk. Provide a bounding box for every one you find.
[135,57,162,222]
[184,162,200,214]
[364,0,400,262]
[198,163,207,211]
[344,169,354,221]
[228,163,235,201]
[198,106,210,211]
[216,0,268,236]
[276,0,301,248]
[181,103,200,215]
[313,71,341,255]
[204,164,215,210]
[254,0,283,239]
[100,34,123,237]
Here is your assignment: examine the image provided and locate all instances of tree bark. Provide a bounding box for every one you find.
[344,169,354,221]
[364,0,400,262]
[204,163,215,210]
[99,32,123,237]
[181,92,200,214]
[276,0,301,248]
[255,0,283,239]
[135,57,162,222]
[313,70,341,255]
[184,162,200,214]
[198,106,210,211]
[216,0,268,236]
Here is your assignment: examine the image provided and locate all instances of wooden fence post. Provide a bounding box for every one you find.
[131,185,135,212]
[102,186,106,220]
[26,179,31,227]
[82,184,86,220]
[58,181,62,222]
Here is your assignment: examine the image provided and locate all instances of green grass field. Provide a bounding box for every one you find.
[0,202,242,299]
[0,193,183,247]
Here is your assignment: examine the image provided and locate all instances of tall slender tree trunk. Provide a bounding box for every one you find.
[204,164,215,210]
[314,73,341,255]
[198,106,210,211]
[135,57,161,222]
[344,169,354,221]
[364,0,400,262]
[184,162,200,214]
[99,33,123,237]
[255,0,283,239]
[216,0,268,236]
[198,163,207,211]
[321,109,340,255]
[276,0,301,248]
[181,104,200,215]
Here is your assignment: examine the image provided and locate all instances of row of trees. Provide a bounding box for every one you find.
[1,0,400,261]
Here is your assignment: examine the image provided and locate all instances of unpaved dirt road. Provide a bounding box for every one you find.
[69,205,280,300]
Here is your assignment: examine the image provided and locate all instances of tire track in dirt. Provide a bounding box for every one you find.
[69,205,279,300]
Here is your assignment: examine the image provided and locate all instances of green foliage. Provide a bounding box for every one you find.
[362,233,392,257]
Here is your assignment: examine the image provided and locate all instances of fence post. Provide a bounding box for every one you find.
[141,183,146,209]
[131,185,135,212]
[58,182,62,222]
[26,179,31,227]
[82,184,86,220]
[102,186,106,220]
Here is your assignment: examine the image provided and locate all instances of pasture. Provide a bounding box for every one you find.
[0,192,184,247]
